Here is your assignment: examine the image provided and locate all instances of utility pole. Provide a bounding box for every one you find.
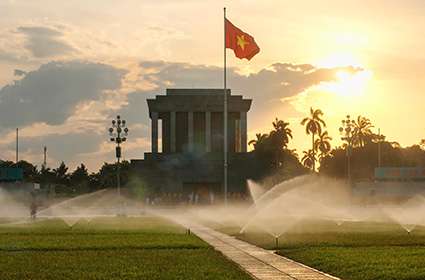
[377,128,381,168]
[16,128,19,163]
[223,7,228,206]
[43,146,47,168]
[339,115,355,184]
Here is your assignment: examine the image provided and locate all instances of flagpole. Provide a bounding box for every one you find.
[223,7,228,206]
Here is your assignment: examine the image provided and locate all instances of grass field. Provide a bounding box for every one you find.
[0,216,252,280]
[218,220,425,280]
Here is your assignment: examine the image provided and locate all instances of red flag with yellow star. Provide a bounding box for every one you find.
[225,18,260,60]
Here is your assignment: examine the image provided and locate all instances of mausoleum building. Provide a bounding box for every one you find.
[131,88,252,201]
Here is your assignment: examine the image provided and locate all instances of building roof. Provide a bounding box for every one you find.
[166,89,231,96]
[148,88,252,113]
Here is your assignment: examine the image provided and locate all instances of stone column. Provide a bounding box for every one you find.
[188,111,194,152]
[240,111,247,152]
[170,111,176,153]
[151,112,158,153]
[205,111,211,152]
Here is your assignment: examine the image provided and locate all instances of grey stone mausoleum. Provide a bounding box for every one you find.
[131,88,252,201]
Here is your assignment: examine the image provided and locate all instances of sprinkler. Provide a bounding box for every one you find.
[275,236,279,249]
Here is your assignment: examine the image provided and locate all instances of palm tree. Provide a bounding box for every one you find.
[270,118,293,167]
[301,149,316,170]
[301,107,326,171]
[352,116,374,147]
[314,131,332,160]
[248,133,269,150]
[271,118,293,149]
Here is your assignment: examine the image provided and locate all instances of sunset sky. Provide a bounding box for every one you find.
[1,0,424,171]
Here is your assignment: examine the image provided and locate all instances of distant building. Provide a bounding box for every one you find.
[0,167,40,204]
[131,88,252,202]
[353,167,425,203]
[0,167,23,182]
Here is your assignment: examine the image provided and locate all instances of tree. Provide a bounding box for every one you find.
[246,118,307,185]
[301,107,326,171]
[301,149,316,170]
[97,160,131,189]
[0,160,14,168]
[271,118,293,149]
[70,164,89,182]
[421,139,425,150]
[36,165,55,186]
[248,133,269,151]
[249,119,294,169]
[352,116,374,147]
[53,161,69,185]
[69,163,90,193]
[270,118,293,167]
[314,131,332,161]
[287,149,299,159]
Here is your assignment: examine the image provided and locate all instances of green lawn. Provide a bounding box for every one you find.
[0,216,252,280]
[282,245,425,280]
[218,220,425,280]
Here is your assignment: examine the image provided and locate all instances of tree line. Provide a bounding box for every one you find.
[0,160,131,195]
[2,108,425,195]
[248,108,425,181]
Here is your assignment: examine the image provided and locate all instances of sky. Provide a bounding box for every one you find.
[0,0,425,171]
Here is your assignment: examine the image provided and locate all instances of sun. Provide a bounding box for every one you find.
[313,68,372,99]
[333,69,372,97]
[313,48,373,97]
[336,70,351,81]
[320,69,372,98]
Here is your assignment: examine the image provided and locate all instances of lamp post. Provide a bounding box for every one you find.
[339,115,355,184]
[109,115,129,205]
[376,128,385,168]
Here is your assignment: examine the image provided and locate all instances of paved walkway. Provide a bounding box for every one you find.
[160,212,341,280]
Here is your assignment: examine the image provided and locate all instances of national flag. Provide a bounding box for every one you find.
[225,18,260,60]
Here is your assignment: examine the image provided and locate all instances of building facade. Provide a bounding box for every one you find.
[353,167,425,204]
[131,88,253,202]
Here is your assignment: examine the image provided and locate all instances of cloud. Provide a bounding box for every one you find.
[17,26,76,58]
[8,132,103,166]
[120,61,361,131]
[137,61,360,98]
[0,61,126,129]
[14,69,26,76]
[0,59,361,170]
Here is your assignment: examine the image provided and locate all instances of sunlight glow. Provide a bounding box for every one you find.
[329,69,373,97]
[317,52,363,68]
[285,68,374,121]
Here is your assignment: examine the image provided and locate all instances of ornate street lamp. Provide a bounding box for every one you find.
[376,128,385,167]
[109,115,129,201]
[339,115,355,183]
